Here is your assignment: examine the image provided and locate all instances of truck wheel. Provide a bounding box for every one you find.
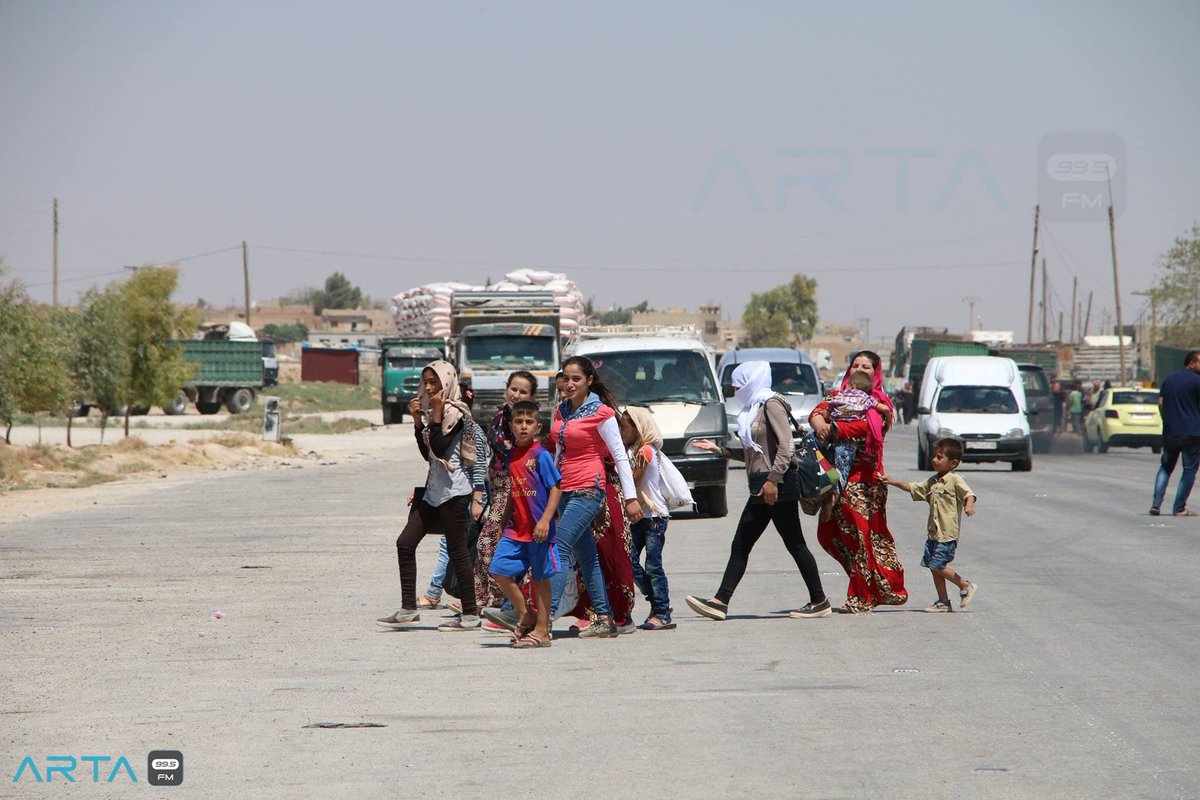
[697,486,728,518]
[128,406,151,416]
[382,405,401,425]
[163,392,189,416]
[225,388,254,414]
[73,404,91,418]
[197,401,222,415]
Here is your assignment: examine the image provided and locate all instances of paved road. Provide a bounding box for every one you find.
[2,425,1197,798]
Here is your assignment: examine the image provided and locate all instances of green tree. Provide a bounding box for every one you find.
[70,286,133,444]
[1145,224,1200,347]
[262,322,309,344]
[0,281,73,443]
[741,274,818,347]
[119,266,198,436]
[312,272,363,315]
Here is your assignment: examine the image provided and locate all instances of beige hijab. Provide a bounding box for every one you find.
[418,360,477,470]
[623,406,664,515]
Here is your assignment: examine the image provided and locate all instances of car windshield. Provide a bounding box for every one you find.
[590,350,719,404]
[462,336,555,368]
[1112,391,1158,405]
[721,361,820,395]
[936,386,1019,414]
[385,355,430,370]
[1020,369,1050,396]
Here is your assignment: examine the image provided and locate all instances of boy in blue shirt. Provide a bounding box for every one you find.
[486,400,563,648]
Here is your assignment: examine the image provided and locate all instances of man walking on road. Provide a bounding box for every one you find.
[1151,350,1200,517]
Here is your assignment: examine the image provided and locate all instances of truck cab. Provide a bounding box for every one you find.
[564,329,729,517]
[379,338,448,425]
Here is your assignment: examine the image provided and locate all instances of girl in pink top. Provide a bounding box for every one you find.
[544,356,641,638]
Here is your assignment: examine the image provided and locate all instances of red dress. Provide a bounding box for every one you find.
[812,412,908,612]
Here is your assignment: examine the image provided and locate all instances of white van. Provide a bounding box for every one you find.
[563,328,729,517]
[916,356,1032,472]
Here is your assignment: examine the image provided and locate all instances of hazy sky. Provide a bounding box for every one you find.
[2,1,1198,342]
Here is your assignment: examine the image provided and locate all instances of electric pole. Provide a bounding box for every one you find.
[1027,205,1040,344]
[1084,291,1094,338]
[52,198,59,307]
[1041,258,1049,343]
[963,296,981,333]
[1107,185,1127,384]
[856,317,870,346]
[242,241,251,326]
[1070,276,1078,345]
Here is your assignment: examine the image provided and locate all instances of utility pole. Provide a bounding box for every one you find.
[1107,170,1127,384]
[856,317,870,346]
[1084,291,1094,337]
[242,241,251,326]
[52,198,59,307]
[963,296,981,333]
[1070,276,1078,345]
[1077,301,1083,342]
[1027,205,1040,344]
[1058,311,1064,343]
[1041,258,1050,343]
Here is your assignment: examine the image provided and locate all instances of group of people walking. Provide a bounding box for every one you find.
[377,349,980,646]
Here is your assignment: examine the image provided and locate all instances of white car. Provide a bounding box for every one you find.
[916,356,1032,472]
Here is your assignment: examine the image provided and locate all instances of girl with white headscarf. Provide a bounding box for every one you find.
[685,361,830,622]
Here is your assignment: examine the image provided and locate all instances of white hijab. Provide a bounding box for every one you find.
[733,361,775,455]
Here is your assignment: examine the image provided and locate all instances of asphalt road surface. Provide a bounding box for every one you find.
[2,425,1197,798]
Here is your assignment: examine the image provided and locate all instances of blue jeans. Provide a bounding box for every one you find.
[425,536,450,600]
[1153,434,1200,514]
[549,489,611,618]
[631,516,671,616]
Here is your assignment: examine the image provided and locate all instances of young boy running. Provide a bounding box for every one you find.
[484,400,562,647]
[882,438,978,612]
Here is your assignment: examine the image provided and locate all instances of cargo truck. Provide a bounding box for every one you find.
[451,291,561,421]
[169,339,266,415]
[379,337,449,424]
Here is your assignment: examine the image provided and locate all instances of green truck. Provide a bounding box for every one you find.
[168,339,267,415]
[380,338,449,424]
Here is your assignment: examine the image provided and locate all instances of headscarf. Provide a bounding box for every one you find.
[840,351,893,456]
[418,360,477,471]
[622,406,665,516]
[733,361,775,455]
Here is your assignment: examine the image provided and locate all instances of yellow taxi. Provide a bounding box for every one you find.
[1083,387,1162,453]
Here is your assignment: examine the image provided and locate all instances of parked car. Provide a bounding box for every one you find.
[1083,387,1162,453]
[1018,363,1055,454]
[916,356,1032,471]
[716,348,822,458]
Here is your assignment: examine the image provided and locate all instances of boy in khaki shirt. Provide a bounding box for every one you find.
[883,438,978,613]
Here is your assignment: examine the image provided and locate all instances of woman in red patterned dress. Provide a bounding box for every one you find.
[808,351,908,613]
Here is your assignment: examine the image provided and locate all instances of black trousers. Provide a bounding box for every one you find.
[396,495,478,615]
[715,499,825,606]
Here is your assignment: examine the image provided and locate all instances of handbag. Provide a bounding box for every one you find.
[747,397,824,504]
[657,451,695,510]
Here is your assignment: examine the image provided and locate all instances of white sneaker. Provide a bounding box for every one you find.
[375,610,420,628]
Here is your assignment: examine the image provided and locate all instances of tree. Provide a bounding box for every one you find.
[741,275,818,348]
[312,272,363,315]
[0,280,73,443]
[261,322,309,344]
[70,286,133,444]
[119,266,199,436]
[1145,224,1200,347]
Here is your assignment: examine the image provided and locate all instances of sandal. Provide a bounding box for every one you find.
[511,631,552,648]
[508,617,536,644]
[638,615,676,631]
[417,595,442,610]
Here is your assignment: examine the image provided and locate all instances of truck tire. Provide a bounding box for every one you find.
[128,406,151,416]
[73,404,91,418]
[697,485,728,518]
[197,401,222,415]
[382,404,402,425]
[225,388,254,414]
[163,392,189,416]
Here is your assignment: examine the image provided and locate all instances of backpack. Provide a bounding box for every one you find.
[656,450,695,510]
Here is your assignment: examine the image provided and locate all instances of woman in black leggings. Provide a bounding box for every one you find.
[686,361,829,620]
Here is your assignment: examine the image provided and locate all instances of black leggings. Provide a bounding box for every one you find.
[715,499,825,605]
[396,495,477,615]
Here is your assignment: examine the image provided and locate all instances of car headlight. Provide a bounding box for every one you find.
[684,437,719,456]
[1006,428,1026,438]
[936,427,957,438]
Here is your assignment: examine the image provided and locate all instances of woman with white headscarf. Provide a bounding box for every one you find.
[685,361,830,621]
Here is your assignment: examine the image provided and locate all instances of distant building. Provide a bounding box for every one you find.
[631,305,736,347]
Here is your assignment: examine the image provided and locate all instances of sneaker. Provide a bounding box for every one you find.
[1149,507,1161,516]
[789,598,832,619]
[437,614,481,631]
[924,599,953,613]
[615,619,637,635]
[481,619,511,634]
[375,609,420,628]
[480,607,522,633]
[577,615,618,638]
[685,595,728,621]
[959,581,978,609]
